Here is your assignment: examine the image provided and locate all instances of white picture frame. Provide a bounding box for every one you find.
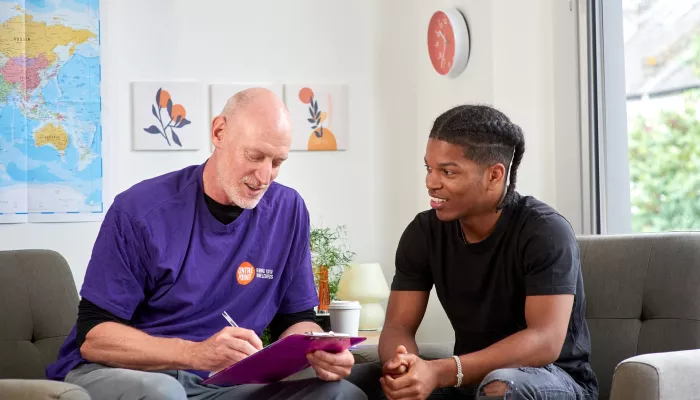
[284,84,349,151]
[131,81,204,151]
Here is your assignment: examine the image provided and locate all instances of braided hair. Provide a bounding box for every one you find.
[429,104,525,210]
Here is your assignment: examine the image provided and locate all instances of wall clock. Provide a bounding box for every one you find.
[427,8,470,78]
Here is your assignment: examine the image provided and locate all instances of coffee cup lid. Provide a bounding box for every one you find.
[328,300,362,310]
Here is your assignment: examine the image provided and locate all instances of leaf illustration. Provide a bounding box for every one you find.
[175,115,182,126]
[309,106,314,117]
[313,99,318,114]
[167,99,173,117]
[315,111,321,120]
[144,125,161,134]
[172,131,182,147]
[156,88,162,106]
[151,104,157,118]
[312,125,317,129]
[307,118,315,123]
[314,129,322,138]
[177,118,191,128]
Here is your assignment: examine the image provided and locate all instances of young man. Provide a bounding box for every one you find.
[352,105,598,399]
[46,88,366,400]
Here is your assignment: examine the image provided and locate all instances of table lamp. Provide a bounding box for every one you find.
[336,263,390,331]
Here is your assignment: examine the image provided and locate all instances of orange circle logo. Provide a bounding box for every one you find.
[236,262,256,285]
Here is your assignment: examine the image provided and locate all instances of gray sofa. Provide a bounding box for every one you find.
[2,232,700,399]
[0,250,90,400]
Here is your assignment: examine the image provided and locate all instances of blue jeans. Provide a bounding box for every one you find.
[348,362,595,400]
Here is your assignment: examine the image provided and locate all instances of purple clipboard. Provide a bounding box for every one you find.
[201,333,366,386]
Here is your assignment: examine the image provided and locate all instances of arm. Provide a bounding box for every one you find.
[431,294,574,386]
[378,290,429,365]
[81,321,193,370]
[270,308,324,340]
[380,215,433,367]
[82,321,261,372]
[279,321,323,338]
[76,298,191,371]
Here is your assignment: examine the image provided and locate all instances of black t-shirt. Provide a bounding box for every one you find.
[392,192,598,396]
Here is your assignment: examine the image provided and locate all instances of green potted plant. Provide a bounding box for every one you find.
[309,225,355,313]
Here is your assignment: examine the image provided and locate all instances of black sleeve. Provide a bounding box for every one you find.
[520,213,579,296]
[269,308,317,342]
[76,298,131,349]
[391,214,434,291]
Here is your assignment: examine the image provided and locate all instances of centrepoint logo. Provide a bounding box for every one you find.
[236,262,255,285]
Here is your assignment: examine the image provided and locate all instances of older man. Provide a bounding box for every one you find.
[46,88,365,400]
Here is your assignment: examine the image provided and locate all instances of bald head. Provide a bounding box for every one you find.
[219,87,291,137]
[206,87,293,209]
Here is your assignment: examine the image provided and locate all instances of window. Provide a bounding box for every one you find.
[584,0,700,233]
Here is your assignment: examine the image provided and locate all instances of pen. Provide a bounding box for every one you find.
[222,311,239,328]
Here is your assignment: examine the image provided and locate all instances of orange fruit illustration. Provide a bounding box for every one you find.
[171,104,186,122]
[299,87,314,104]
[308,128,337,151]
[158,90,171,108]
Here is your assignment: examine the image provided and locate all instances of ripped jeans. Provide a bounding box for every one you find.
[348,362,594,400]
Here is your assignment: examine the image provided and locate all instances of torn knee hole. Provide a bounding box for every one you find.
[480,379,514,397]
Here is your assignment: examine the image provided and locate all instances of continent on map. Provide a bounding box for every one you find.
[34,123,69,153]
[0,12,95,65]
[1,54,49,91]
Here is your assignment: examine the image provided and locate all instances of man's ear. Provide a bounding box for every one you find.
[487,163,506,191]
[211,116,226,148]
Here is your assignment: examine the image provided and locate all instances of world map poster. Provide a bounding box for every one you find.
[0,0,102,223]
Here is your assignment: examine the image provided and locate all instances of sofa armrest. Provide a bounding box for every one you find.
[0,379,91,400]
[610,349,700,400]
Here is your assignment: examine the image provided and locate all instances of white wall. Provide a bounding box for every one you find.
[0,0,383,290]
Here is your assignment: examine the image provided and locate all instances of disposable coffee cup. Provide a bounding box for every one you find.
[328,300,362,336]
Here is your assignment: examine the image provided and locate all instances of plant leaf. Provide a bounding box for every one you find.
[313,99,318,114]
[144,125,161,134]
[172,131,182,147]
[314,129,322,138]
[175,115,182,126]
[156,88,162,106]
[152,104,157,118]
[167,99,173,117]
[312,125,317,129]
[307,118,315,123]
[177,118,191,128]
[315,111,321,119]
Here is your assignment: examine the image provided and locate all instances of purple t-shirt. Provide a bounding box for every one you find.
[46,162,319,380]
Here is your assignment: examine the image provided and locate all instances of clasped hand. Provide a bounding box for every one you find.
[380,345,439,400]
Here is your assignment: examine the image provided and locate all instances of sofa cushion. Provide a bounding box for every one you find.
[578,233,700,400]
[0,250,79,379]
[0,379,90,400]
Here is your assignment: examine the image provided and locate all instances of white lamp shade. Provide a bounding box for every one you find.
[336,263,390,303]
